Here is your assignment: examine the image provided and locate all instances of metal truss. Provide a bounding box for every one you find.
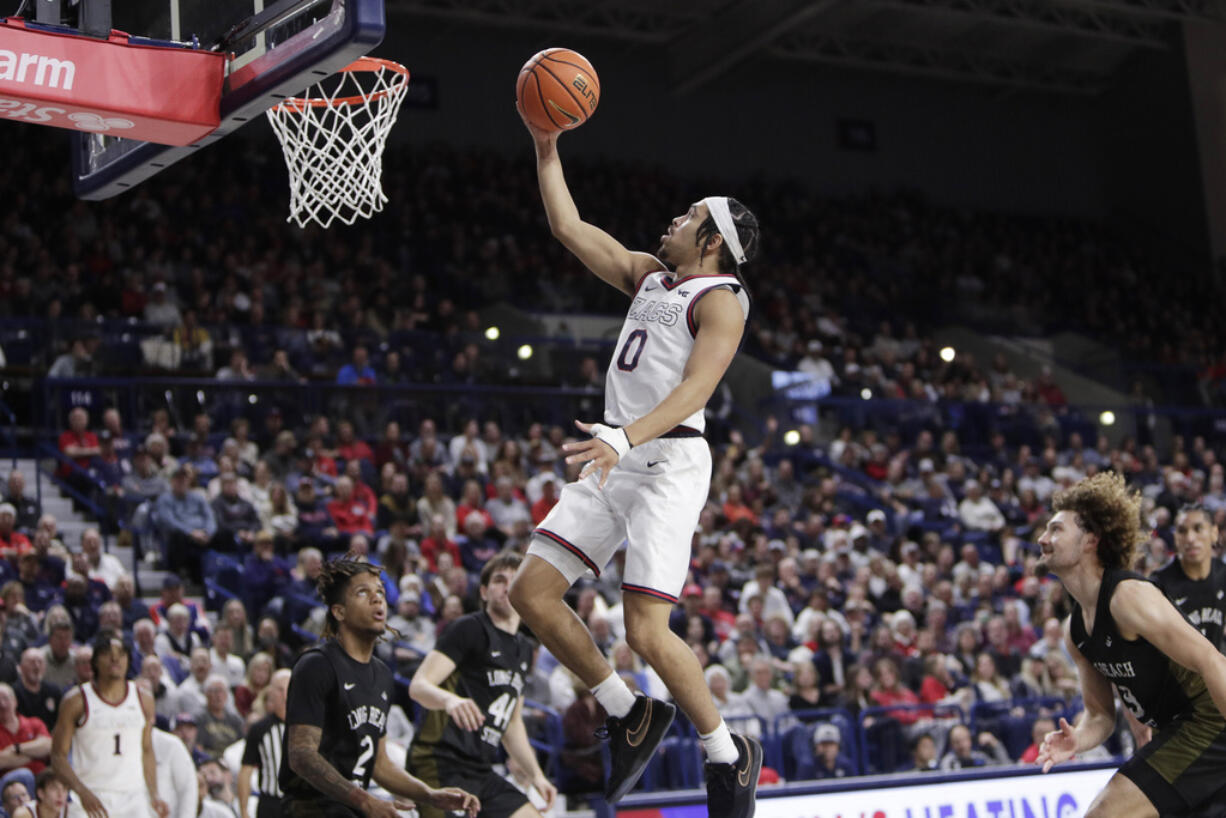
[868,0,1172,47]
[769,31,1108,94]
[386,0,699,42]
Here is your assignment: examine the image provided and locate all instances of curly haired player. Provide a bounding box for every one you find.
[1036,473,1226,817]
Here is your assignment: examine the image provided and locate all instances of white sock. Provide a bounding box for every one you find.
[590,673,636,719]
[700,720,738,764]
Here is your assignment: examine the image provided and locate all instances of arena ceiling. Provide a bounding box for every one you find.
[387,0,1226,94]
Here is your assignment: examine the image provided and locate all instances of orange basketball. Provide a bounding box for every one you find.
[516,48,600,133]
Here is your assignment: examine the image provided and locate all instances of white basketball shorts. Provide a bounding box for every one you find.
[528,435,710,602]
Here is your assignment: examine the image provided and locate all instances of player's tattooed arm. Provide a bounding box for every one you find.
[285,725,369,811]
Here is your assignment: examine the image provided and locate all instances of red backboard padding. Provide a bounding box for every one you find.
[0,17,223,146]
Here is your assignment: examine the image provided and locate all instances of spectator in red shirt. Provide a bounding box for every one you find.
[325,476,374,535]
[454,479,493,532]
[56,408,99,482]
[0,682,51,777]
[335,420,374,464]
[869,656,925,725]
[341,459,377,512]
[419,513,461,573]
[0,506,31,559]
[530,478,559,525]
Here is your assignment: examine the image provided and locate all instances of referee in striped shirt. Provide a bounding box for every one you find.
[239,669,291,818]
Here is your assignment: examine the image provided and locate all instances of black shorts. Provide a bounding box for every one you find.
[409,756,530,818]
[1120,708,1226,815]
[256,797,283,818]
[281,797,362,818]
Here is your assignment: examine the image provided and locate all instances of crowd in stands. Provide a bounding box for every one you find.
[0,124,1224,806]
[3,386,1217,800]
[1,128,1223,406]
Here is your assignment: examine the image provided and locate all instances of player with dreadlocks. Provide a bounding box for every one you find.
[279,557,479,818]
[1036,473,1226,816]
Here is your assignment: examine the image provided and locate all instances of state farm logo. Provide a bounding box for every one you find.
[0,49,75,90]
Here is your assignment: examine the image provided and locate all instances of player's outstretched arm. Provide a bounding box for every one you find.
[501,697,557,811]
[236,765,257,818]
[407,651,484,732]
[1036,619,1116,772]
[371,737,479,818]
[525,123,660,296]
[51,688,107,818]
[1112,579,1226,720]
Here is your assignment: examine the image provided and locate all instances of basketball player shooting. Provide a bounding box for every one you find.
[508,113,763,816]
[51,629,169,818]
[1035,473,1226,817]
[279,559,479,818]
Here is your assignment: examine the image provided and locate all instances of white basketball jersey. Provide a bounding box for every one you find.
[604,271,750,431]
[70,682,146,791]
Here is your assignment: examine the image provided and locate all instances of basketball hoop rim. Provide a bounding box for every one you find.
[271,56,409,112]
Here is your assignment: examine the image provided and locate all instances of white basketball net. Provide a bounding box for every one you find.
[266,57,409,229]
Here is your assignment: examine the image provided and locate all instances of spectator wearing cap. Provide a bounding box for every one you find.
[3,474,38,536]
[0,507,31,560]
[14,650,58,733]
[87,430,128,505]
[153,468,216,583]
[865,509,893,553]
[810,723,854,780]
[698,585,737,643]
[172,711,210,767]
[59,574,104,643]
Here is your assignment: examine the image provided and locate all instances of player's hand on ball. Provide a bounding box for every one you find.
[567,420,626,488]
[1036,717,1077,772]
[151,797,170,818]
[79,790,108,818]
[445,696,485,732]
[428,787,480,817]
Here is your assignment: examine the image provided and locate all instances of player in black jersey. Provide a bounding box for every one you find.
[280,558,479,818]
[408,551,556,818]
[1154,505,1226,652]
[1035,473,1226,817]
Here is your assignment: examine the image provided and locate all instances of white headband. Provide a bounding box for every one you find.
[701,196,746,265]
